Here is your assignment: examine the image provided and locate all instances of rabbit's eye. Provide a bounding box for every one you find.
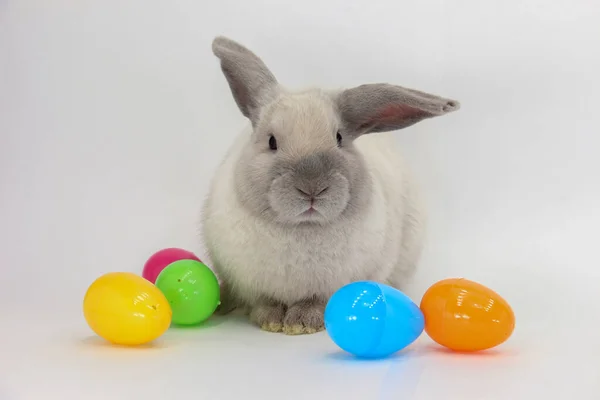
[269,135,277,151]
[336,132,343,147]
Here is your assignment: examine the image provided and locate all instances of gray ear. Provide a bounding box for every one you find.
[212,36,278,124]
[337,83,460,135]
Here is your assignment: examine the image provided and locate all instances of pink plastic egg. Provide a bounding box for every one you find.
[142,248,201,284]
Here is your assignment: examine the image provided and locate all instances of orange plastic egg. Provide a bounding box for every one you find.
[420,278,515,352]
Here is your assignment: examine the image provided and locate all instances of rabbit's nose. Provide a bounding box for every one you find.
[293,152,335,199]
[295,186,329,198]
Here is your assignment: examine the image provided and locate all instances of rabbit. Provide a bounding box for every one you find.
[201,36,460,335]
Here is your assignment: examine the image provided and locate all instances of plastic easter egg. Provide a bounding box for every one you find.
[324,281,424,358]
[83,272,172,345]
[155,259,220,325]
[420,278,515,352]
[142,247,201,284]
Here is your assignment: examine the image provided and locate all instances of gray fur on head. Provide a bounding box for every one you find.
[203,36,460,335]
[212,36,458,226]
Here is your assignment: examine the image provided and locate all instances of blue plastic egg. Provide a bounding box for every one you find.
[324,281,424,358]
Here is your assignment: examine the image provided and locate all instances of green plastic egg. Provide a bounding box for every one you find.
[155,259,220,325]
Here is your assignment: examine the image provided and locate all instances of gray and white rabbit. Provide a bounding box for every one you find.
[201,36,459,335]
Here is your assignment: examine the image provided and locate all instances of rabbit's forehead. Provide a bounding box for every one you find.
[267,92,339,145]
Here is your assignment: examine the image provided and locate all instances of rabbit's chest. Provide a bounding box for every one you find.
[235,229,386,303]
[215,205,393,305]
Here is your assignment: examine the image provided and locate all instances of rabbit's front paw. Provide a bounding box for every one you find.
[249,302,286,333]
[283,299,325,335]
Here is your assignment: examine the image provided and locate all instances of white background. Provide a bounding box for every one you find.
[1,0,600,399]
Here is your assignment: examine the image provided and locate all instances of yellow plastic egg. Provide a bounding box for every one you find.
[83,272,172,345]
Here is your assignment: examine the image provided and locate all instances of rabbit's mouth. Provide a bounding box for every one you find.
[299,206,321,219]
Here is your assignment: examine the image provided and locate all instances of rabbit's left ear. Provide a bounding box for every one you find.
[212,36,279,125]
[336,83,460,136]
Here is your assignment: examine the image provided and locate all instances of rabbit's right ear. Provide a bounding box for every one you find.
[212,36,278,125]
